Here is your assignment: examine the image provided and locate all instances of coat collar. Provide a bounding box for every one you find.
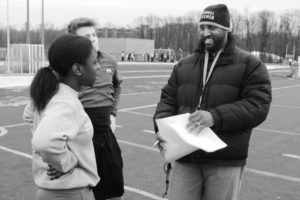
[195,34,236,66]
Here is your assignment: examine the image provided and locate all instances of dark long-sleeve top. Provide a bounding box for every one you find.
[79,51,122,116]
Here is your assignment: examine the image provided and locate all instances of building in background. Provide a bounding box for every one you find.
[98,38,154,62]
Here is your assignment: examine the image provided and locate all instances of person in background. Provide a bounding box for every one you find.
[23,34,100,200]
[67,18,124,200]
[121,51,125,62]
[288,57,293,66]
[153,4,272,200]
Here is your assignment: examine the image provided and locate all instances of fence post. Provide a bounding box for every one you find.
[298,56,300,78]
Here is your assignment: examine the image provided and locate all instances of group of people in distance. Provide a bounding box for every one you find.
[23,4,272,200]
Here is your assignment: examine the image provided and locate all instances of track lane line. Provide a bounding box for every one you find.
[0,145,165,200]
[2,123,27,128]
[119,104,156,112]
[272,85,300,90]
[118,140,159,152]
[2,143,300,184]
[120,110,153,117]
[282,154,300,160]
[271,104,300,109]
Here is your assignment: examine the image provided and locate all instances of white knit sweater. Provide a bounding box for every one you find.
[23,83,99,189]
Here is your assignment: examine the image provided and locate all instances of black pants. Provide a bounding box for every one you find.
[84,107,124,200]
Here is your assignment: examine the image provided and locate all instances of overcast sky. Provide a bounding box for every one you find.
[1,0,300,29]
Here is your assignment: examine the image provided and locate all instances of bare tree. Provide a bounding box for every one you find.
[256,10,276,60]
[242,9,257,51]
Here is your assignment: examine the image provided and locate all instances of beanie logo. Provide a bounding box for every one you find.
[106,68,113,74]
[201,11,215,20]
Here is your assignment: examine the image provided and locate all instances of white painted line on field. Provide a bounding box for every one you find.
[282,154,300,160]
[254,128,300,136]
[0,127,7,137]
[245,168,300,183]
[143,130,155,134]
[269,70,290,73]
[121,111,300,136]
[0,145,32,159]
[0,123,27,137]
[122,75,169,79]
[272,85,300,91]
[121,111,153,117]
[121,91,160,96]
[120,70,171,73]
[271,104,300,109]
[2,128,300,185]
[118,139,159,153]
[117,140,300,184]
[125,185,166,200]
[0,145,164,200]
[119,104,156,112]
[0,102,27,107]
[3,123,27,128]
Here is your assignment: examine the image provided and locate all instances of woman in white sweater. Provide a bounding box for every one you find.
[23,34,100,200]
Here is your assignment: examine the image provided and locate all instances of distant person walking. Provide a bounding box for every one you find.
[121,51,125,61]
[23,34,100,200]
[130,51,135,61]
[289,57,293,66]
[67,18,124,200]
[150,52,154,62]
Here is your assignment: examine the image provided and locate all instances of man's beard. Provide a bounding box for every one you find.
[200,35,226,53]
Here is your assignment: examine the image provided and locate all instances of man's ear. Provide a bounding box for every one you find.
[72,63,82,76]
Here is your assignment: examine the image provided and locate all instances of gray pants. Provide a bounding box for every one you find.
[36,187,95,200]
[168,161,244,200]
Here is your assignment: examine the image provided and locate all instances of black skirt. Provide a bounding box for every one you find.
[84,107,124,200]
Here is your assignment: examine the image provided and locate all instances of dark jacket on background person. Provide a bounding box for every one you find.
[153,34,272,166]
[79,51,122,116]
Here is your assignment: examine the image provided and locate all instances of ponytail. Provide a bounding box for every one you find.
[30,67,59,113]
[29,34,93,113]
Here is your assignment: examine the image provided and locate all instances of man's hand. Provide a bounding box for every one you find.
[47,165,68,180]
[154,133,166,155]
[110,115,116,132]
[186,110,215,134]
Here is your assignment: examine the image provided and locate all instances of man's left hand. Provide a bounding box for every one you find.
[186,110,215,134]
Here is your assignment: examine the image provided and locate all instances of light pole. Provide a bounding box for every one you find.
[41,0,44,46]
[6,0,11,73]
[26,0,30,44]
[41,0,45,65]
[297,25,300,59]
[297,25,300,78]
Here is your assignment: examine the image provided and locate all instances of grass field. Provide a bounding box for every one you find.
[0,62,300,200]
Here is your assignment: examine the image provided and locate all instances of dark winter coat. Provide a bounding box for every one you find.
[153,35,272,166]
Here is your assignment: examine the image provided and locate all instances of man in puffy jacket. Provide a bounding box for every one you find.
[153,4,272,200]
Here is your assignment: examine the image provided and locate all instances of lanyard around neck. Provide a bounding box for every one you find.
[197,49,222,108]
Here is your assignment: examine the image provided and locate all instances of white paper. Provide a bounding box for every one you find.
[156,113,227,162]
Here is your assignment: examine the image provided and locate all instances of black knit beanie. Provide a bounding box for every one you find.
[199,4,232,32]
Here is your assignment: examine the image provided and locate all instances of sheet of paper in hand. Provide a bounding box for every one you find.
[156,113,227,162]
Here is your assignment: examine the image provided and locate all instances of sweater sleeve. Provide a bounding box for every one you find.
[111,64,122,116]
[31,102,79,173]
